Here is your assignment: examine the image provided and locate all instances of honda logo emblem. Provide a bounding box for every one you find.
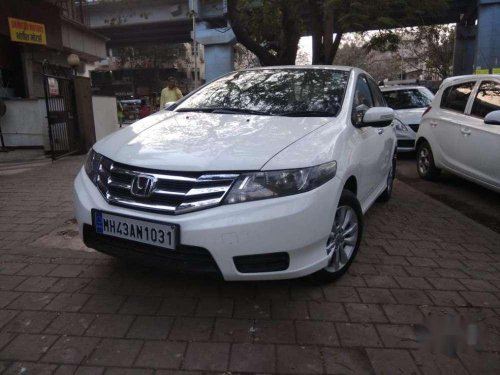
[131,174,157,197]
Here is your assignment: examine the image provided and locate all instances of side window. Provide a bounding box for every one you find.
[352,76,374,125]
[440,81,475,113]
[367,79,386,107]
[471,81,500,118]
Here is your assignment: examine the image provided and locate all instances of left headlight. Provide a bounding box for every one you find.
[84,149,103,184]
[223,161,337,205]
[393,118,409,133]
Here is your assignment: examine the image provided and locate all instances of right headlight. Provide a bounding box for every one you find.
[393,118,409,133]
[223,161,337,205]
[84,149,103,185]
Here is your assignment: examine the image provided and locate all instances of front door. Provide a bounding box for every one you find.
[462,80,500,188]
[433,81,476,171]
[351,75,386,202]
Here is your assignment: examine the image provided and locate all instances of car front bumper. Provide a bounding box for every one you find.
[396,132,416,152]
[74,168,343,281]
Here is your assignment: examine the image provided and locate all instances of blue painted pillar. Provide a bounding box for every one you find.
[191,0,236,83]
[475,0,500,73]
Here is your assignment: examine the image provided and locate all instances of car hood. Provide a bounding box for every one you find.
[94,111,331,171]
[394,108,426,125]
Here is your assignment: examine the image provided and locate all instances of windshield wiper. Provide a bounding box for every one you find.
[279,110,337,117]
[176,107,272,116]
[175,108,215,113]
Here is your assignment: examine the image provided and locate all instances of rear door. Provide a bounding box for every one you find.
[434,81,476,170]
[464,79,500,188]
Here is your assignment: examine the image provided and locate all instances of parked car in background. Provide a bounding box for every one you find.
[75,66,396,282]
[381,85,434,152]
[416,74,500,192]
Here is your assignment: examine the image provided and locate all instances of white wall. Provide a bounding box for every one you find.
[1,99,49,148]
[92,96,119,141]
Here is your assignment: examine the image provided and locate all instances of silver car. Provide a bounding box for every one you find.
[381,85,434,152]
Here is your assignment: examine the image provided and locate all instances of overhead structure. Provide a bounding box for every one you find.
[85,0,500,81]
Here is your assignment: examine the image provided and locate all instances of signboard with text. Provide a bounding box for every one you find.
[8,17,47,46]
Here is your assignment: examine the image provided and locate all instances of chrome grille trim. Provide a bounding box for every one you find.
[109,164,198,182]
[96,156,239,215]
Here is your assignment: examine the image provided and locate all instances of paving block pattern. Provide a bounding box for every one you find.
[0,156,499,374]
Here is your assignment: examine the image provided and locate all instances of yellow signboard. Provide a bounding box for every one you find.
[8,17,47,46]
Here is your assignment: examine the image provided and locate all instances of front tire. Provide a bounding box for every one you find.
[417,141,440,180]
[312,189,363,282]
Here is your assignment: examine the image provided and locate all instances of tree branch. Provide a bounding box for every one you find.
[227,0,277,66]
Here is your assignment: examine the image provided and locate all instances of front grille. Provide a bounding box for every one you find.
[95,156,239,215]
[407,124,419,132]
[83,224,221,276]
[234,252,290,273]
[397,139,415,148]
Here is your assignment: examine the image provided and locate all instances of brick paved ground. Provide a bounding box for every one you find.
[0,156,499,374]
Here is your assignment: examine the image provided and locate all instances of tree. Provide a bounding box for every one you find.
[366,24,455,79]
[334,41,400,81]
[227,0,303,66]
[227,0,449,66]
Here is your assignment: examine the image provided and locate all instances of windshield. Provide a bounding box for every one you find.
[382,88,434,110]
[175,69,350,116]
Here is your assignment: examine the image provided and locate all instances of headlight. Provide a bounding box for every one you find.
[84,149,103,184]
[224,161,337,205]
[393,119,409,132]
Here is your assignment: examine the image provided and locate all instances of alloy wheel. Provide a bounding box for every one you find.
[418,147,430,175]
[324,205,359,273]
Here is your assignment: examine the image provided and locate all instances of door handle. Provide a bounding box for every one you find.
[461,128,471,136]
[430,121,438,128]
[378,128,384,135]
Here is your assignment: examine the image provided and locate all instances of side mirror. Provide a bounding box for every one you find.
[484,110,500,125]
[164,101,177,110]
[362,107,394,127]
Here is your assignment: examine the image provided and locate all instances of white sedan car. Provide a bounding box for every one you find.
[416,74,500,192]
[380,85,434,152]
[74,66,396,281]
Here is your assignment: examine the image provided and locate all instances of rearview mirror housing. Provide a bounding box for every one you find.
[362,107,394,127]
[484,110,500,125]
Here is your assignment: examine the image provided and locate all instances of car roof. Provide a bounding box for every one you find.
[379,85,426,91]
[441,74,500,87]
[240,65,355,73]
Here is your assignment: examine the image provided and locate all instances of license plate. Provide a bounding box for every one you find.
[93,210,178,250]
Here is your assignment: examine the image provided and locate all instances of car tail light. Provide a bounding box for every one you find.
[422,106,431,116]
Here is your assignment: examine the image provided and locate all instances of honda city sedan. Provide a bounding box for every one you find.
[74,66,396,281]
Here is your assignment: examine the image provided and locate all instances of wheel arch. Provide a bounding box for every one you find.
[343,175,358,196]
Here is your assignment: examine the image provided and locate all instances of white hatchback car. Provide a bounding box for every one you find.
[380,85,434,152]
[74,66,396,281]
[416,74,500,192]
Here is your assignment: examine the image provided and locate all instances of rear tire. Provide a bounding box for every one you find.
[417,141,440,180]
[312,189,363,283]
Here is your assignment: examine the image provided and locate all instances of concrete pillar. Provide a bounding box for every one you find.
[193,19,236,83]
[475,0,500,73]
[453,23,476,75]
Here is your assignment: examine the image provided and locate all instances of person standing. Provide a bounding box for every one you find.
[160,76,183,109]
